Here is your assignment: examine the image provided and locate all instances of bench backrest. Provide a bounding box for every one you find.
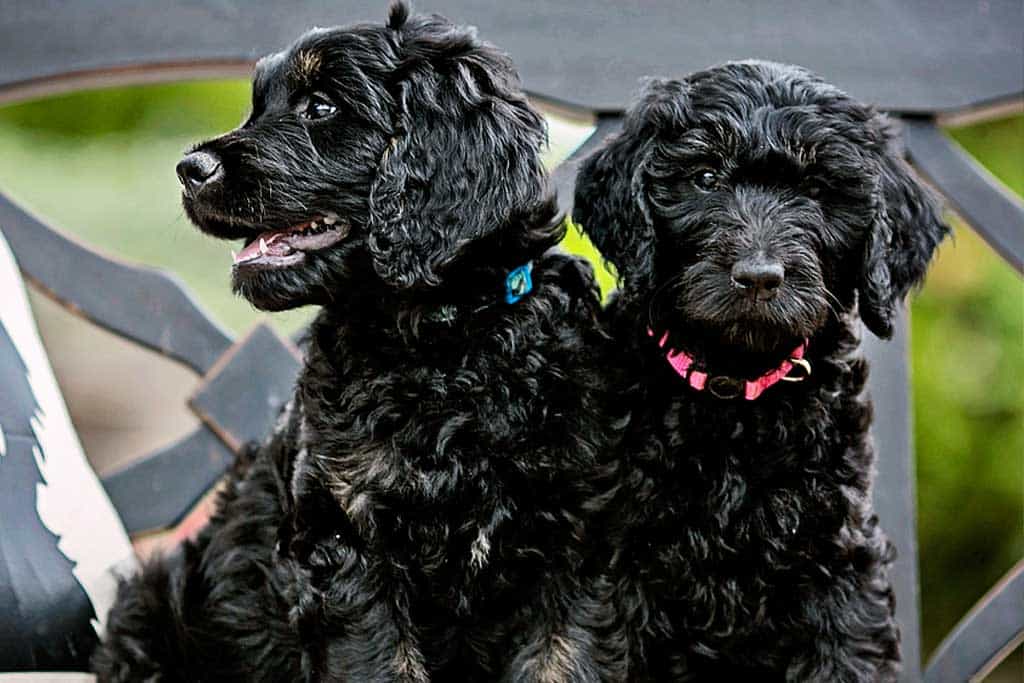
[1,3,1021,680]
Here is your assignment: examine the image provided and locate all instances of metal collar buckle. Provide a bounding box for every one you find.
[781,357,812,382]
[706,375,745,399]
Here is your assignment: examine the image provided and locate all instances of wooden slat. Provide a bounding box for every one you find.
[0,1,1021,114]
[863,312,922,682]
[101,426,234,534]
[902,118,1024,274]
[189,323,301,453]
[552,115,623,218]
[924,560,1024,683]
[0,192,232,376]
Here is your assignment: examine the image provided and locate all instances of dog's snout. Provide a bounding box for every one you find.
[731,258,785,301]
[176,152,223,196]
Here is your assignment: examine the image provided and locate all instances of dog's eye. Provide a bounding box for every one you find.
[301,93,337,121]
[693,170,719,192]
[806,184,823,199]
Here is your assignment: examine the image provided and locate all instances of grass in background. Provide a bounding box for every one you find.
[0,84,1019,663]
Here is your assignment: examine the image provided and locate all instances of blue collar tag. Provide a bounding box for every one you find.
[504,262,534,304]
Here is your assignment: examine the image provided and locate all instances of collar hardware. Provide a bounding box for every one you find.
[648,329,810,400]
[420,262,535,328]
[781,357,812,382]
[505,262,534,304]
[706,375,745,399]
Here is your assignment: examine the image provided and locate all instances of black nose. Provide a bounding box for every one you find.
[176,152,222,196]
[731,257,785,301]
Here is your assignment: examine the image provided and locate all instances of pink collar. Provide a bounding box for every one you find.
[649,330,811,400]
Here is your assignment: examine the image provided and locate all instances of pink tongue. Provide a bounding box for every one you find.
[235,230,291,263]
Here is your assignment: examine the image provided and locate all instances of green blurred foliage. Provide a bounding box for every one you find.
[0,84,1019,663]
[914,116,1023,655]
[0,82,315,333]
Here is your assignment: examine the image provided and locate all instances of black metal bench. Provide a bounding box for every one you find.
[1,2,1021,679]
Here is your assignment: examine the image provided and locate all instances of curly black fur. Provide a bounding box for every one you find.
[573,61,949,682]
[92,419,309,681]
[95,4,622,681]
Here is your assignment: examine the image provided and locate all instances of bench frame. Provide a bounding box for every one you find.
[1,3,1021,679]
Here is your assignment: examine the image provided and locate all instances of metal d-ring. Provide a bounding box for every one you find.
[781,357,812,382]
[707,375,745,399]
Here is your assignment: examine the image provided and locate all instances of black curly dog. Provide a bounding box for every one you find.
[94,4,621,681]
[574,61,948,681]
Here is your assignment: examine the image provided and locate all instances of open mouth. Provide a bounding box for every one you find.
[232,213,350,270]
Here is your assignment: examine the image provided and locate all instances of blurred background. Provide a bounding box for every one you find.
[0,82,1020,676]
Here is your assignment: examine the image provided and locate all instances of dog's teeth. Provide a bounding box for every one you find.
[259,238,268,254]
[310,221,319,230]
[323,215,337,225]
[231,250,238,263]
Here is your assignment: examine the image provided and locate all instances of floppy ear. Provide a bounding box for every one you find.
[859,120,950,338]
[572,79,689,289]
[367,12,549,289]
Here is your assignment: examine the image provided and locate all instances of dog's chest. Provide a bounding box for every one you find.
[315,358,538,466]
[637,394,858,574]
[296,330,597,589]
[303,327,595,488]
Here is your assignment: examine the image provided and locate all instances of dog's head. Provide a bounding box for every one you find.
[177,2,553,311]
[574,61,948,358]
